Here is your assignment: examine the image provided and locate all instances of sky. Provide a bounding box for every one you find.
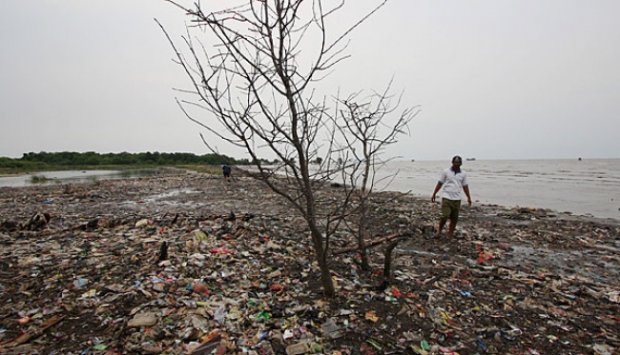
[1,0,619,161]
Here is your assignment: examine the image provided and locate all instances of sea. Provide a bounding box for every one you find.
[1,159,619,220]
[0,170,126,188]
[375,158,620,220]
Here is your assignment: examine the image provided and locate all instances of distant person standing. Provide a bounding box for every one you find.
[431,155,472,238]
[222,165,232,181]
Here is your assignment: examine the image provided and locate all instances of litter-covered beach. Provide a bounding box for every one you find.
[1,170,618,354]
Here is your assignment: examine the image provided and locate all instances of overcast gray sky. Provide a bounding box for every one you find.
[1,0,618,160]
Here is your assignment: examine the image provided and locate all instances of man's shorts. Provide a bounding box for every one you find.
[441,198,461,222]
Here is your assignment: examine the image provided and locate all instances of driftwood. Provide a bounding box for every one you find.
[383,239,401,280]
[5,315,65,347]
[333,232,411,256]
[158,241,169,262]
[332,231,410,290]
[332,228,425,290]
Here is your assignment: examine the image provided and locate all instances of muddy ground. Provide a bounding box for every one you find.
[0,169,618,354]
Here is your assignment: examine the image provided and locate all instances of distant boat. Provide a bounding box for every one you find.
[466,158,476,161]
[411,159,415,162]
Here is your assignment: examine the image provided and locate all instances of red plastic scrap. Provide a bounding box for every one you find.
[192,283,210,296]
[210,246,234,255]
[270,283,284,292]
[477,251,494,264]
[475,245,494,264]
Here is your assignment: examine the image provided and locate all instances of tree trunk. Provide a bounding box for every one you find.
[383,239,400,281]
[319,257,335,297]
[309,227,335,297]
[357,202,371,271]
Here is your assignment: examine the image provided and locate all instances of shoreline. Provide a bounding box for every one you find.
[2,166,618,224]
[0,163,620,222]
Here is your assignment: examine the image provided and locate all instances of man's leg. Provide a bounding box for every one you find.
[436,217,447,238]
[446,200,461,237]
[436,199,450,237]
[447,219,457,237]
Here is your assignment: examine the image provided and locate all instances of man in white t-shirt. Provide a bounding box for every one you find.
[431,155,472,238]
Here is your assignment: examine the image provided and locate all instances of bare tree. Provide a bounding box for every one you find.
[335,83,418,270]
[158,0,412,297]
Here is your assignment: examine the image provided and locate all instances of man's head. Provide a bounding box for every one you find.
[452,155,463,166]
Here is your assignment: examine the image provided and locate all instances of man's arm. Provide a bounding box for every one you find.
[463,185,472,206]
[431,182,443,203]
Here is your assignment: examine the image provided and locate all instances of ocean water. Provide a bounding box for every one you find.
[0,170,121,188]
[2,160,619,220]
[375,159,620,220]
[0,169,161,188]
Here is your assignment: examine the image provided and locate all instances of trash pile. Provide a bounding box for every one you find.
[0,171,618,354]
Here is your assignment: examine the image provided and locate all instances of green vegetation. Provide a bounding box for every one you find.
[30,175,51,184]
[0,151,268,175]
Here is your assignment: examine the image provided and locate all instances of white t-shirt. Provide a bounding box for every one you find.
[438,167,468,200]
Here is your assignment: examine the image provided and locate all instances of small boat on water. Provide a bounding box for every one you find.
[466,158,476,161]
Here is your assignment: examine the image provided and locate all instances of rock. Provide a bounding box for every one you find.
[135,219,151,228]
[142,343,163,354]
[286,342,310,355]
[128,313,158,328]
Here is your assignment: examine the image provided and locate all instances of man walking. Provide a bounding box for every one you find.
[431,155,472,238]
[222,165,232,182]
